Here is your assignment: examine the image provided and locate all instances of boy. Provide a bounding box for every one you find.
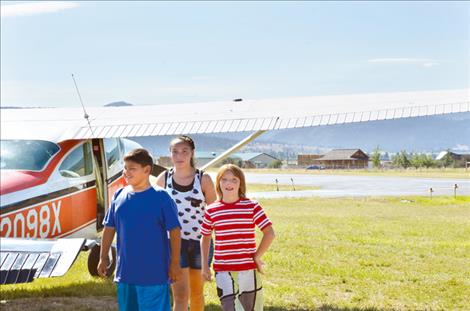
[98,148,181,311]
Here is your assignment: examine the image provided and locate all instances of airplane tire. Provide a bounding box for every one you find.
[87,244,116,277]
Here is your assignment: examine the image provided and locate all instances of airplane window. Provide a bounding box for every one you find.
[119,138,125,158]
[0,140,60,171]
[59,142,93,178]
[104,138,120,170]
[121,138,141,155]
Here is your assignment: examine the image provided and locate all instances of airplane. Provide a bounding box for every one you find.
[1,88,469,284]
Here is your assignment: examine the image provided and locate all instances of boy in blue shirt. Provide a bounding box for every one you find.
[98,148,181,311]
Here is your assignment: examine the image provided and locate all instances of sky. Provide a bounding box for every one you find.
[1,1,469,107]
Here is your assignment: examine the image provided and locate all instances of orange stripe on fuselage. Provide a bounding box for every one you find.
[0,187,97,239]
[108,174,127,201]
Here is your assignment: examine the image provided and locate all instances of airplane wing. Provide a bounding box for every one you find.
[1,89,468,142]
[0,238,86,284]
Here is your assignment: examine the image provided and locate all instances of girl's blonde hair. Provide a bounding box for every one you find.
[215,164,246,200]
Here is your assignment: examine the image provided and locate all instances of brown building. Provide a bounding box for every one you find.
[298,154,323,166]
[309,149,369,169]
[157,156,172,168]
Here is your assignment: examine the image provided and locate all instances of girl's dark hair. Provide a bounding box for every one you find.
[170,135,196,168]
[124,148,154,169]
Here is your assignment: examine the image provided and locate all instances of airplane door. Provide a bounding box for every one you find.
[103,138,127,207]
[91,139,107,231]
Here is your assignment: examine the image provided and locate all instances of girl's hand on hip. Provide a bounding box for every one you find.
[254,256,265,274]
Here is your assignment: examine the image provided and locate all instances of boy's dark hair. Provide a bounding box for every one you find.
[124,148,154,168]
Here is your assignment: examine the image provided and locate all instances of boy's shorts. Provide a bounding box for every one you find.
[117,282,170,311]
[215,269,263,311]
[180,239,213,269]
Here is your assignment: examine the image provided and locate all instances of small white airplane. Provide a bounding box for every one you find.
[1,88,468,284]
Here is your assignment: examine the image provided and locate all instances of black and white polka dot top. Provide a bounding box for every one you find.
[165,168,206,241]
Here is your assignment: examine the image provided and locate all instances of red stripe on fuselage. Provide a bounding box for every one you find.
[0,140,84,195]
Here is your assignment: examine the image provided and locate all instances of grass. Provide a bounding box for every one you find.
[0,255,115,299]
[237,168,470,179]
[1,196,469,310]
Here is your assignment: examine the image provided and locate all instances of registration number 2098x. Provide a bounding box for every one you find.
[0,201,62,238]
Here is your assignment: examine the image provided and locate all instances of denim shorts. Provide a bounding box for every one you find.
[180,238,213,269]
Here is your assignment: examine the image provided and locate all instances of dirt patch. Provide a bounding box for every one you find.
[0,296,117,311]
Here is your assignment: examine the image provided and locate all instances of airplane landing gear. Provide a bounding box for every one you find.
[87,244,116,277]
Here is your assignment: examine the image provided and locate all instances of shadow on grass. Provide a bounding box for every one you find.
[0,279,116,300]
[315,305,381,311]
[4,281,381,311]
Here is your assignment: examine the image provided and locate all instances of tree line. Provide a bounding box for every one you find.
[371,147,457,169]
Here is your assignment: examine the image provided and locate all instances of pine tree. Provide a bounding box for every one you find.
[371,146,381,169]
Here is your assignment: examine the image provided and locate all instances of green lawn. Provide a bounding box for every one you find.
[1,196,469,310]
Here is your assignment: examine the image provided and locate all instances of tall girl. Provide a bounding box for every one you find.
[200,164,275,311]
[156,135,216,311]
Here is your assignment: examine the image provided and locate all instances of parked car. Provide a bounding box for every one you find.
[306,165,325,170]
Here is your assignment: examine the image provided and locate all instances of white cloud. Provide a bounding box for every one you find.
[453,144,470,152]
[368,58,440,67]
[1,1,79,18]
[422,62,439,68]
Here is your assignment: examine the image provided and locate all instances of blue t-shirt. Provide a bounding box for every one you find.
[103,185,181,285]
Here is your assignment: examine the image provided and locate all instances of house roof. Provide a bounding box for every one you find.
[196,151,219,159]
[319,149,369,161]
[435,151,449,160]
[232,152,278,161]
[435,150,470,160]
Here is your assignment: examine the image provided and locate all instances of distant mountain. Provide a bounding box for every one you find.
[130,135,242,157]
[2,101,134,108]
[0,106,51,109]
[104,101,133,107]
[130,112,470,156]
[261,112,470,153]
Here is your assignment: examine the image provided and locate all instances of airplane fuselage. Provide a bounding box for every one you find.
[0,138,137,240]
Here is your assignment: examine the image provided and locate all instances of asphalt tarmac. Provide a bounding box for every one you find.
[241,173,470,198]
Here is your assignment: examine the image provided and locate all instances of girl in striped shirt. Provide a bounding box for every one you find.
[200,164,275,311]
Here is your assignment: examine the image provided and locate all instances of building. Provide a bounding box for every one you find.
[436,151,470,168]
[159,151,279,168]
[298,154,323,166]
[158,151,218,168]
[232,152,280,168]
[194,151,219,167]
[309,149,369,169]
[157,156,172,168]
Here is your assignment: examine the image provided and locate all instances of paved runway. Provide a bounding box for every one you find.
[240,173,470,198]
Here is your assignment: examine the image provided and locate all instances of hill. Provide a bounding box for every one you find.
[131,112,470,156]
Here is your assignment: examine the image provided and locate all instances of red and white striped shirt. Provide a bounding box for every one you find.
[200,198,272,272]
